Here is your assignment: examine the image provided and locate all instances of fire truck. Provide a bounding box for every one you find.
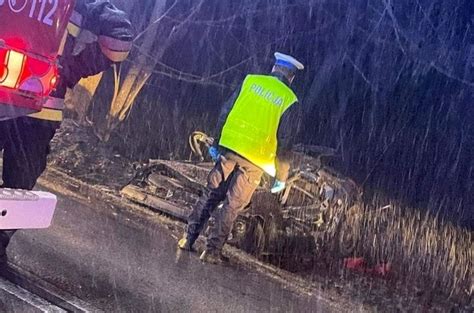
[0,0,75,230]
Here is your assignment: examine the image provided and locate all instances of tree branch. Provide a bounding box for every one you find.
[382,0,406,54]
[134,0,179,42]
[344,54,377,91]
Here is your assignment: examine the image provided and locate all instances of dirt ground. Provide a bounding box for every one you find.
[49,119,136,191]
[47,119,472,312]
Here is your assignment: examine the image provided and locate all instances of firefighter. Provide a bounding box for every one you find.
[178,52,304,264]
[0,0,133,263]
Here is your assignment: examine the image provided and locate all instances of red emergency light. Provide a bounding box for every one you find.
[0,42,58,95]
[0,0,75,119]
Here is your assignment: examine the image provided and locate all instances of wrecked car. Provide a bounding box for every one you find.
[122,132,363,261]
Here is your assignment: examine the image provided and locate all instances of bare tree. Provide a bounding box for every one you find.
[93,0,210,141]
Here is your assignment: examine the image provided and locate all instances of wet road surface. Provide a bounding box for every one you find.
[2,192,344,312]
[0,276,65,312]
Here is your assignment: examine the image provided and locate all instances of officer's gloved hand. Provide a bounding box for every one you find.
[271,180,286,193]
[208,146,220,162]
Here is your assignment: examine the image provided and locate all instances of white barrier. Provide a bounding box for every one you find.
[0,188,57,229]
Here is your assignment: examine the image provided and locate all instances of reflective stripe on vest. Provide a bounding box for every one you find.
[28,97,64,122]
[219,75,297,176]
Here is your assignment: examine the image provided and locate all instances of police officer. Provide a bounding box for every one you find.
[0,0,133,263]
[178,52,304,264]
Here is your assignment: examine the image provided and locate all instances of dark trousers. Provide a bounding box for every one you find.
[0,117,59,250]
[186,150,263,252]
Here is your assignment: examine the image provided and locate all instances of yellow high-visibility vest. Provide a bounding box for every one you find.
[219,74,297,176]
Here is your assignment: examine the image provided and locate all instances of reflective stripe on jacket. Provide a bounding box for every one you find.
[28,97,65,122]
[98,35,133,62]
[219,75,298,176]
[67,10,83,37]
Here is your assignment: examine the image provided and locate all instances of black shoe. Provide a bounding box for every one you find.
[199,250,229,265]
[177,237,195,252]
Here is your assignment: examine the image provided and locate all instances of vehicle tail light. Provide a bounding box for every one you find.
[50,73,58,89]
[0,45,57,97]
[0,63,5,81]
[1,49,26,89]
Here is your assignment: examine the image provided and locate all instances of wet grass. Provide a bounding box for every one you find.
[338,200,472,305]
